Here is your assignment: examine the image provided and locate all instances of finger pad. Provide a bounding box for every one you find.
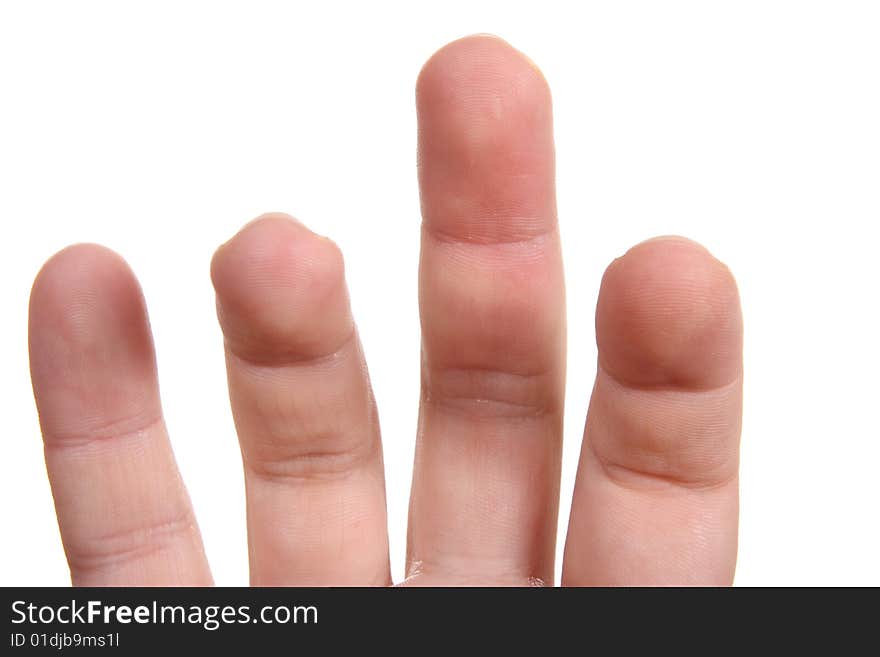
[417,35,555,242]
[211,213,352,362]
[29,244,159,441]
[596,237,743,390]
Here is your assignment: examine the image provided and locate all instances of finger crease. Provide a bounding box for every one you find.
[66,510,198,579]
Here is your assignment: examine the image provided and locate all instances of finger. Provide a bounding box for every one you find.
[407,36,566,585]
[211,214,390,586]
[29,245,212,586]
[563,237,743,585]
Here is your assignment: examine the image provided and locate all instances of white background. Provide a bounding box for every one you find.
[1,1,878,586]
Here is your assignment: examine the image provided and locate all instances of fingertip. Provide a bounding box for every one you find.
[416,33,552,142]
[596,236,743,390]
[28,243,160,442]
[211,213,351,363]
[416,34,550,103]
[416,34,556,243]
[29,243,151,354]
[31,242,139,315]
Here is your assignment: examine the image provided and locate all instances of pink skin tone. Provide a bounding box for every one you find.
[28,36,742,586]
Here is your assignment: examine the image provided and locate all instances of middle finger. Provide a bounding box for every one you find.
[407,36,566,585]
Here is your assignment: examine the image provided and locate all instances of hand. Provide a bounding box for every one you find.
[28,35,742,586]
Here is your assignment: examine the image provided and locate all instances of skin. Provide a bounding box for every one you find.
[27,35,743,587]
